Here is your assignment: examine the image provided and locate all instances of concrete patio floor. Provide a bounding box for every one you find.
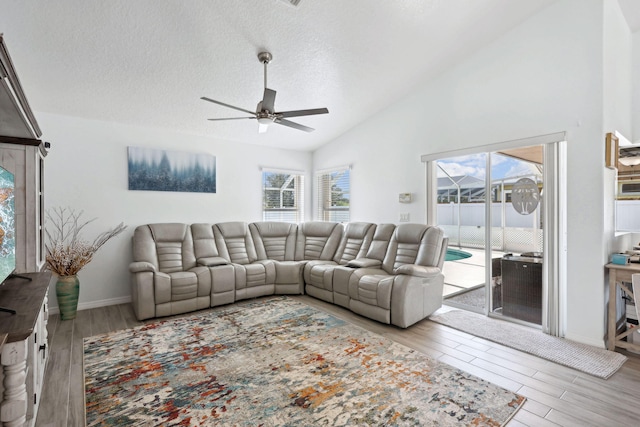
[442,247,505,298]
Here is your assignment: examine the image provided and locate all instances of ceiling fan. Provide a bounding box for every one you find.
[201,52,329,133]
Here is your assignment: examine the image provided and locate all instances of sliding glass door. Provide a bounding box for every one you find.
[425,134,565,334]
[436,154,488,313]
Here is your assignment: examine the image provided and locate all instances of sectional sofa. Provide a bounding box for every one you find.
[129,221,448,328]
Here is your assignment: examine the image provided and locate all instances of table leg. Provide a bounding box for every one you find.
[607,271,617,351]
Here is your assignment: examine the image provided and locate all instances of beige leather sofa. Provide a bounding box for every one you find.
[130,221,448,328]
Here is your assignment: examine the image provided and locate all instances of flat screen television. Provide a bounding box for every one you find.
[0,164,15,285]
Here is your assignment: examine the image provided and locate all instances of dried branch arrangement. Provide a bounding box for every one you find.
[45,207,127,276]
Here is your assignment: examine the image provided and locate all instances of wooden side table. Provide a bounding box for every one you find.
[606,263,640,352]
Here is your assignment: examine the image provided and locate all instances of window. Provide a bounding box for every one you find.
[317,167,350,222]
[262,169,304,223]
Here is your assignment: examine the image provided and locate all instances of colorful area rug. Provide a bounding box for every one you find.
[430,309,627,379]
[84,297,525,426]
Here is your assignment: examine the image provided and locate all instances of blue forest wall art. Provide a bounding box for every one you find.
[128,147,216,193]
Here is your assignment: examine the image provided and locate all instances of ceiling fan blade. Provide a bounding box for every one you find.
[277,108,329,118]
[201,96,256,116]
[274,118,315,132]
[207,117,256,121]
[261,88,276,112]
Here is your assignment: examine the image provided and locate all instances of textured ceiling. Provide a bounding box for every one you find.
[0,0,580,151]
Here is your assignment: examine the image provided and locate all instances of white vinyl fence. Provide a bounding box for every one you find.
[438,203,542,252]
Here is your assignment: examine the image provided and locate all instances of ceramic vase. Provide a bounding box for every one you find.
[56,275,79,320]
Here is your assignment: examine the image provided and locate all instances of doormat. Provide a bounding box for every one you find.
[84,297,525,426]
[430,309,627,379]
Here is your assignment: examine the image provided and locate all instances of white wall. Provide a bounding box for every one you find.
[603,0,632,138]
[633,30,640,142]
[40,113,312,311]
[602,0,633,340]
[314,0,611,346]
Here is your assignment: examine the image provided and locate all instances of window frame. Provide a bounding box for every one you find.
[261,168,305,223]
[316,165,351,222]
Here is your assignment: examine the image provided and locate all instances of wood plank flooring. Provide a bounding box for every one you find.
[35,296,640,426]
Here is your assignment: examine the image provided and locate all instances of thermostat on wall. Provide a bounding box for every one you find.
[399,193,412,203]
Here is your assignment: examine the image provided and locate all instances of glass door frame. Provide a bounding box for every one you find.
[423,132,567,336]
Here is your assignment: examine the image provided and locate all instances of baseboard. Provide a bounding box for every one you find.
[48,295,132,315]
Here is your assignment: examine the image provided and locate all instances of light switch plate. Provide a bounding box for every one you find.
[399,213,410,222]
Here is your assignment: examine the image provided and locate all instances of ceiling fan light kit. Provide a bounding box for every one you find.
[201,51,328,133]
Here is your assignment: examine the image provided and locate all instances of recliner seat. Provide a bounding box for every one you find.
[250,221,304,294]
[348,223,447,328]
[129,223,211,320]
[332,223,396,308]
[213,221,276,301]
[304,222,376,303]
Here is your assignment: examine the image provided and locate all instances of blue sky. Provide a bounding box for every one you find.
[437,153,540,181]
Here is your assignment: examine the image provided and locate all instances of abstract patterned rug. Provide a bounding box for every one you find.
[84,297,525,426]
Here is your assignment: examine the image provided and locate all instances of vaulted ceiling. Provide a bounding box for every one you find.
[2,0,634,151]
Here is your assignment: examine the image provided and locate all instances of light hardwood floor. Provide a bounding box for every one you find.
[36,296,640,427]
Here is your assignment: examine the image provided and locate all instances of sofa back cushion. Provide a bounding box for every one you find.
[133,223,196,273]
[365,223,395,261]
[382,224,446,273]
[214,222,257,265]
[191,223,223,260]
[415,226,447,268]
[249,222,297,261]
[333,222,376,264]
[295,221,343,261]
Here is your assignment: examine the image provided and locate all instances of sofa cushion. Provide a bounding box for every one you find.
[415,226,446,268]
[250,222,297,261]
[295,222,343,261]
[274,261,304,284]
[353,274,394,310]
[169,271,199,301]
[332,222,376,264]
[191,223,228,266]
[365,223,396,261]
[214,222,258,265]
[133,223,197,273]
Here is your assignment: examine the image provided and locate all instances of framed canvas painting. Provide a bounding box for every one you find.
[128,147,216,193]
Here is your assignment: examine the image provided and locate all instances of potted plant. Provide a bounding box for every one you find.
[45,207,126,320]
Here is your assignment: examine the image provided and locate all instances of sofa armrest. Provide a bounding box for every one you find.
[393,264,441,278]
[129,261,156,273]
[197,256,229,267]
[347,258,382,268]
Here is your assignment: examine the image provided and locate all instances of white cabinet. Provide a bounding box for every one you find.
[0,32,50,427]
[0,143,46,273]
[0,272,51,427]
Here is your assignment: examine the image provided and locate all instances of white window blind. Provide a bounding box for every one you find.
[316,167,350,222]
[262,169,304,223]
